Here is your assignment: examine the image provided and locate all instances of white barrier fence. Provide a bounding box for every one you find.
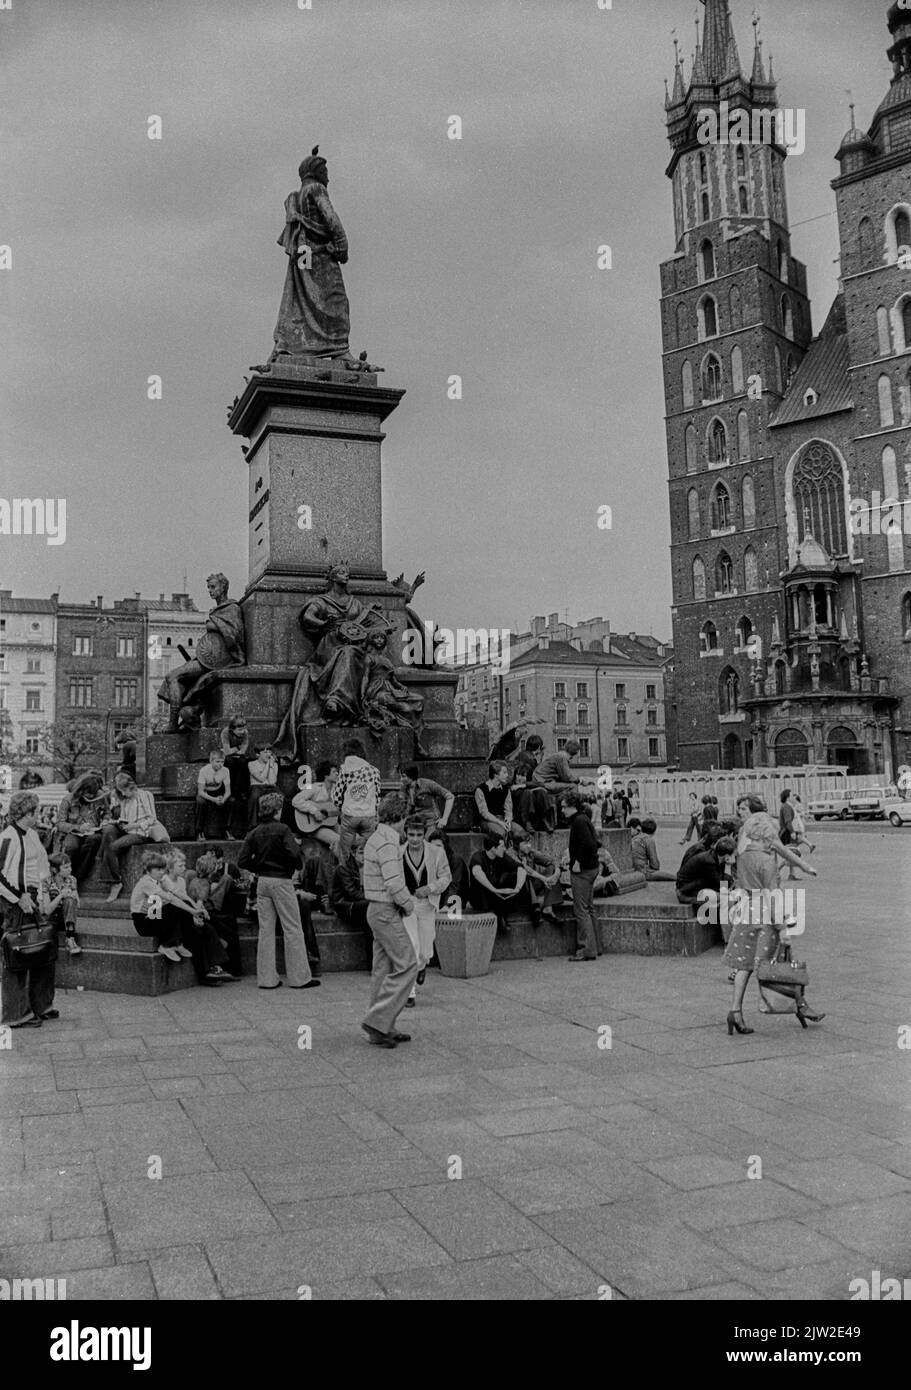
[625,767,892,818]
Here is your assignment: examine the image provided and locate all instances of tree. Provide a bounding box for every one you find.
[26,719,108,783]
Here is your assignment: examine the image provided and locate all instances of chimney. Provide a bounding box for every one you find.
[548,612,558,628]
[531,616,545,637]
[96,595,103,610]
[134,591,141,600]
[159,593,165,602]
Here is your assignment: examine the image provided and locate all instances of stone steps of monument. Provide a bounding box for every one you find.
[57,895,718,997]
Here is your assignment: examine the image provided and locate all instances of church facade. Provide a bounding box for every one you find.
[662,0,911,776]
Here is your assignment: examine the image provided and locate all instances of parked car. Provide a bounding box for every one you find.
[847,785,900,821]
[808,788,851,821]
[887,799,911,828]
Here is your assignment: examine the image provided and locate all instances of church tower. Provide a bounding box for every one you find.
[831,2,911,772]
[661,0,812,768]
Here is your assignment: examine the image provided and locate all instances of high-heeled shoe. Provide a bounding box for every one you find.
[727,1010,754,1035]
[796,1002,825,1025]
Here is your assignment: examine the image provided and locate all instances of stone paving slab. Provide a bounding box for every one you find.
[1,824,908,1299]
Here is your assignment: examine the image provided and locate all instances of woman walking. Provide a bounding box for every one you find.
[724,795,823,1035]
[400,816,450,1008]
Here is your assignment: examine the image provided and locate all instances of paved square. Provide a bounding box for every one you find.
[2,824,909,1299]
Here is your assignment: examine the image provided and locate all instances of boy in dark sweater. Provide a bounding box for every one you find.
[561,791,601,961]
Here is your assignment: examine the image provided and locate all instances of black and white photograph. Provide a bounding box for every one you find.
[1,0,910,1344]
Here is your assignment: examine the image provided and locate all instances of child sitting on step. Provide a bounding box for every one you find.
[46,852,82,955]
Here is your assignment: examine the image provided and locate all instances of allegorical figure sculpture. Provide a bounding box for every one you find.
[270,146,355,364]
[157,573,246,730]
[272,561,424,759]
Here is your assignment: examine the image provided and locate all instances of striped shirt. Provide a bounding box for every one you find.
[363,824,412,910]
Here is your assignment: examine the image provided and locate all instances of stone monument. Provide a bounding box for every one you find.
[146,150,488,834]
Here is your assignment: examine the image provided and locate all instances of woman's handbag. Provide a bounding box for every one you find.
[757,941,808,991]
[1,905,58,972]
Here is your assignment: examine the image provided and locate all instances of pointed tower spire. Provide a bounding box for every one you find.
[670,33,686,103]
[751,14,766,82]
[702,0,741,82]
[691,12,707,87]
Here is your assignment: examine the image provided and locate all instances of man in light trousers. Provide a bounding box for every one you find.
[361,793,416,1048]
[238,792,320,990]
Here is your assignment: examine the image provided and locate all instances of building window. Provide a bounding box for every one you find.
[700,239,715,280]
[792,441,848,557]
[736,145,746,178]
[702,191,710,222]
[729,285,742,329]
[556,737,568,752]
[116,636,136,658]
[738,409,751,460]
[738,184,749,214]
[741,474,756,529]
[698,295,718,340]
[0,652,5,672]
[711,482,731,530]
[617,737,629,760]
[700,620,719,654]
[687,488,700,539]
[554,681,566,699]
[113,678,138,708]
[735,615,754,651]
[708,418,728,466]
[903,592,911,639]
[890,206,911,261]
[616,706,627,727]
[692,555,707,601]
[648,737,660,759]
[879,374,895,428]
[781,295,794,337]
[555,706,567,726]
[69,677,94,707]
[716,551,735,595]
[647,707,657,726]
[731,345,744,394]
[578,738,590,759]
[702,352,722,400]
[577,704,590,725]
[615,683,626,700]
[25,657,41,673]
[646,684,656,700]
[519,683,526,702]
[24,691,41,712]
[682,360,694,408]
[685,423,698,473]
[72,635,93,656]
[24,734,40,755]
[576,682,589,699]
[878,306,892,357]
[699,151,707,184]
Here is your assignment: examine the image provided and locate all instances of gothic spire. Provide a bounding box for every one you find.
[751,14,766,83]
[701,0,741,82]
[670,34,686,103]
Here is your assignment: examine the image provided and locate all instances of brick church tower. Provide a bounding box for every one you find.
[662,0,910,776]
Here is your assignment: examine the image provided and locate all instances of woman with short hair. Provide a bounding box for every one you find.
[0,791,56,1028]
[100,774,169,903]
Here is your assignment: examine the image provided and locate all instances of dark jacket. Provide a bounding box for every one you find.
[329,857,367,917]
[567,811,600,872]
[237,820,302,879]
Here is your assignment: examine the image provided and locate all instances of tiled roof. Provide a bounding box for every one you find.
[0,596,56,612]
[510,641,658,670]
[770,296,853,427]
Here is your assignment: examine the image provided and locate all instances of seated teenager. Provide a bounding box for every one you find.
[594,845,621,897]
[474,761,521,841]
[675,836,735,911]
[468,830,534,931]
[426,827,471,914]
[101,774,170,904]
[247,744,279,831]
[291,863,322,976]
[398,764,454,831]
[630,817,675,882]
[509,736,556,832]
[130,850,196,964]
[292,760,340,857]
[507,835,562,923]
[46,852,82,956]
[196,749,231,842]
[187,852,244,980]
[162,847,235,983]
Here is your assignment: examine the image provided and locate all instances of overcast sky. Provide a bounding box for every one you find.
[1,0,888,640]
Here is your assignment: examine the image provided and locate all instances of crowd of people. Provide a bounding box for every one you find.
[0,725,825,1044]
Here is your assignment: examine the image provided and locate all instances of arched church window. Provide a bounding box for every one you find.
[792,441,848,557]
